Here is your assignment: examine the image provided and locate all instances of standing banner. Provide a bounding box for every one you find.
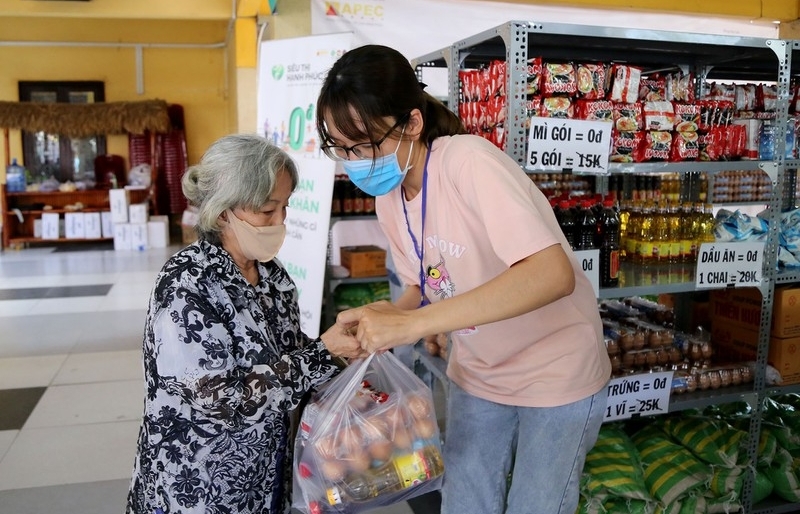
[257,32,353,337]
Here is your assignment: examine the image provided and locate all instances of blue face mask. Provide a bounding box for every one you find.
[343,137,414,197]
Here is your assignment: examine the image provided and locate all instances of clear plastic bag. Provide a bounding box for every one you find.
[292,351,444,514]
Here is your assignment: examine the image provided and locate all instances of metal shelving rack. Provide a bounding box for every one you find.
[322,215,388,329]
[412,21,800,514]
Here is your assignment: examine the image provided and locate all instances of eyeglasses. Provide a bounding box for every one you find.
[321,114,409,161]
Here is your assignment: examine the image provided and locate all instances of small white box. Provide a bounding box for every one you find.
[33,219,42,238]
[41,213,60,240]
[84,212,102,239]
[147,216,170,248]
[130,223,149,251]
[129,203,149,224]
[101,211,114,238]
[113,223,132,250]
[64,212,86,239]
[109,189,130,224]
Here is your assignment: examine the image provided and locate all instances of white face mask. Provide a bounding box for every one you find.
[225,209,286,262]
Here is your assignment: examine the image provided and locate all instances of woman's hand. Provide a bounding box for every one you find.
[319,322,369,360]
[337,301,420,353]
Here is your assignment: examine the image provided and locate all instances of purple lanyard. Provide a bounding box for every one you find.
[401,149,431,307]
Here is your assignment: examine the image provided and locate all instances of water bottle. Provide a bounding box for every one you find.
[6,158,26,193]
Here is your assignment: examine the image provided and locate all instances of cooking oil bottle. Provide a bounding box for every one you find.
[698,203,716,247]
[680,202,695,263]
[637,203,655,265]
[625,202,642,263]
[667,203,682,264]
[690,202,705,262]
[618,201,630,261]
[652,202,670,263]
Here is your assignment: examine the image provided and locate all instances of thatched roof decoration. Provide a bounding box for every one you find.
[0,99,171,137]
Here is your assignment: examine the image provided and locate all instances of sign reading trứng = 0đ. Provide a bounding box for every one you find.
[526,118,612,174]
[604,370,674,422]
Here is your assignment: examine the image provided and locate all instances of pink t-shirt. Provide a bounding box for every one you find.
[377,135,611,408]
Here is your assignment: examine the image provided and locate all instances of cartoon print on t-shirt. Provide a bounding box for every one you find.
[426,255,477,335]
[426,256,455,299]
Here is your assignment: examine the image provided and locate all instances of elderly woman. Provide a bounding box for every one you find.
[126,134,363,514]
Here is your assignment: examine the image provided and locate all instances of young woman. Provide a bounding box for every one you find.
[317,45,611,514]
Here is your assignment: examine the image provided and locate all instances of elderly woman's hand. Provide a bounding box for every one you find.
[319,321,369,360]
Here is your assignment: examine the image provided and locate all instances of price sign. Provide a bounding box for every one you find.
[574,249,599,298]
[694,242,764,289]
[604,371,673,422]
[526,118,612,173]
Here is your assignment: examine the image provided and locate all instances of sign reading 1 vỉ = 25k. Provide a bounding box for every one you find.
[604,371,674,422]
[694,242,764,289]
[526,118,612,173]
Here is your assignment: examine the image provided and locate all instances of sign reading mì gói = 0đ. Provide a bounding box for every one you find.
[526,118,612,174]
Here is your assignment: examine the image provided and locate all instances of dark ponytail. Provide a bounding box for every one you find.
[422,92,466,145]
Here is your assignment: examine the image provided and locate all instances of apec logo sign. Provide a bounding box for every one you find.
[324,1,384,21]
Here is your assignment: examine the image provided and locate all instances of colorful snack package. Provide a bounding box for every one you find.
[575,63,607,99]
[673,103,700,132]
[641,131,672,161]
[609,130,645,162]
[575,99,614,122]
[542,62,577,96]
[613,102,644,131]
[667,72,695,103]
[610,64,642,103]
[539,96,574,118]
[643,101,675,131]
[639,76,667,101]
[526,57,543,96]
[670,131,699,161]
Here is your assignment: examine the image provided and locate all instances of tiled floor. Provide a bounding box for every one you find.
[0,243,430,514]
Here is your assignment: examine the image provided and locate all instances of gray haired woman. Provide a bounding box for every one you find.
[126,134,364,514]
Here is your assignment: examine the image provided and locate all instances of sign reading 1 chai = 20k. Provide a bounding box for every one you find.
[694,241,765,290]
[526,118,612,174]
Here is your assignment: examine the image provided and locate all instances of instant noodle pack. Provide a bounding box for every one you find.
[458,58,799,164]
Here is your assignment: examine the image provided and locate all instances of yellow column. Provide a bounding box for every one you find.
[232,5,261,134]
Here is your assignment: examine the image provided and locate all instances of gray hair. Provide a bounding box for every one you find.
[181,134,298,244]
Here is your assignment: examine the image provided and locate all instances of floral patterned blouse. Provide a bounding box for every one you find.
[127,240,339,514]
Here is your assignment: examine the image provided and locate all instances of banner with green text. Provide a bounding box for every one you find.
[257,32,353,337]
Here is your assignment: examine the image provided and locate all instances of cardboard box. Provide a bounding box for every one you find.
[340,245,387,278]
[84,212,102,239]
[129,203,149,224]
[109,189,130,224]
[130,223,149,251]
[101,211,114,238]
[773,287,800,338]
[64,212,86,239]
[41,212,60,240]
[709,288,762,332]
[113,223,132,251]
[147,216,169,248]
[710,286,800,338]
[711,324,800,385]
